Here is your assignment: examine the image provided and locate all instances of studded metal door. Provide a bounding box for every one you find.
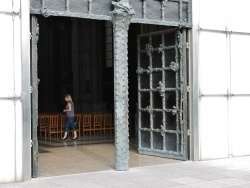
[137,29,188,160]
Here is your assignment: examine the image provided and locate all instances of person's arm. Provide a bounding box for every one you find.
[63,103,72,112]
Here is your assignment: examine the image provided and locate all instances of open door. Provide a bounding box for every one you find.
[137,29,188,160]
[31,16,39,177]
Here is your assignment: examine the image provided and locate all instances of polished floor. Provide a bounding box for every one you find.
[38,136,181,177]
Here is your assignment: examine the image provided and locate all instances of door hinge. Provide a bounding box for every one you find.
[187,86,191,92]
[186,42,189,49]
[30,86,33,94]
[31,140,33,147]
[187,129,190,136]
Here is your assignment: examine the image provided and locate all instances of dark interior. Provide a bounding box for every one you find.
[37,15,169,138]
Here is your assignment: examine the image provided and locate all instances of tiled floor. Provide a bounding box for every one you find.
[38,136,180,177]
[2,156,250,187]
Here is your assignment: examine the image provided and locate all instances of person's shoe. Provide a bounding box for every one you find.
[71,137,78,140]
[61,136,67,140]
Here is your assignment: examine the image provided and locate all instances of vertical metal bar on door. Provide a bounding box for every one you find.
[178,30,183,154]
[149,35,153,150]
[161,33,166,151]
[137,37,142,149]
[182,30,187,155]
[175,32,180,153]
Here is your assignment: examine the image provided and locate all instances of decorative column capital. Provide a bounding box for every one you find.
[110,0,135,16]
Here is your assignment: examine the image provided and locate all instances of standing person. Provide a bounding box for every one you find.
[62,94,77,140]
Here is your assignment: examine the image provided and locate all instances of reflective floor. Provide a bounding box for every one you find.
[38,136,181,177]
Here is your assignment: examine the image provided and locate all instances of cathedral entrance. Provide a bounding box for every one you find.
[31,15,188,178]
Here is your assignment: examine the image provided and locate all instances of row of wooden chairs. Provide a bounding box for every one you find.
[38,113,114,140]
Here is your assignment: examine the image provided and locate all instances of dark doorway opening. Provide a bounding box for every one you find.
[37,16,113,113]
[35,15,180,177]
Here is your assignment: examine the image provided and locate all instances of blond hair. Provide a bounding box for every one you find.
[65,94,73,104]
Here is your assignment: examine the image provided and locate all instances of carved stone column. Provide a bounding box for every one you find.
[31,16,39,178]
[111,0,134,171]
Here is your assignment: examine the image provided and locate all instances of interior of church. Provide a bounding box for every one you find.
[35,15,176,177]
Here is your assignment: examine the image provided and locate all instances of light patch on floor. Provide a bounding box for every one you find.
[38,140,181,177]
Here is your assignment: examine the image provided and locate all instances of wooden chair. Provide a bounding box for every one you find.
[60,114,66,138]
[103,113,114,135]
[48,115,59,140]
[38,115,50,138]
[74,114,81,137]
[93,113,103,135]
[82,114,92,136]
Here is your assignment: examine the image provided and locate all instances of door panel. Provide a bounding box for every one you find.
[0,1,13,11]
[199,32,228,95]
[198,31,250,160]
[0,15,14,97]
[137,29,188,160]
[230,33,250,156]
[230,96,250,156]
[231,34,250,94]
[0,2,24,181]
[199,97,229,159]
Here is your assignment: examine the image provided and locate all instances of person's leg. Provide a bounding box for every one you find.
[72,131,77,139]
[70,117,77,139]
[62,132,68,140]
[62,118,70,140]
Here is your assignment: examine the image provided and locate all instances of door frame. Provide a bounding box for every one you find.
[31,15,39,178]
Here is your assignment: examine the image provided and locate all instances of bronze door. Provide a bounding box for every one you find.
[137,29,188,160]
